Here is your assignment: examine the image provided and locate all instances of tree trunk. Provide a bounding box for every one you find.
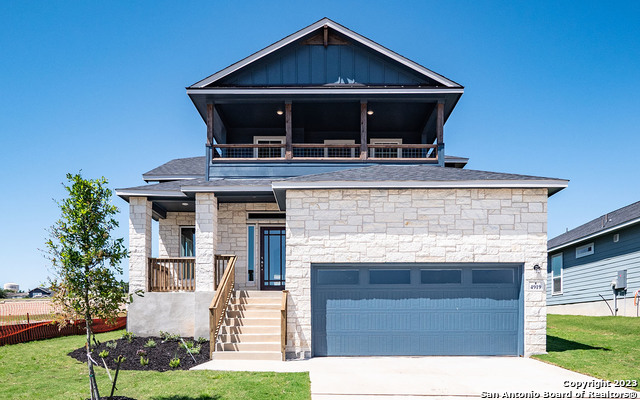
[85,290,100,400]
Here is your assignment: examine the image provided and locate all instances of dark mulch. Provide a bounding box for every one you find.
[69,335,210,372]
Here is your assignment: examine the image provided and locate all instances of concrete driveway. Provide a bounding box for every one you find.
[194,357,638,399]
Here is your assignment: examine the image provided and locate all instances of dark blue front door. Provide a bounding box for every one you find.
[260,227,286,290]
[312,264,523,356]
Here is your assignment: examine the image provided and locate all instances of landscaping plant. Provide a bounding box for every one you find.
[143,339,156,348]
[45,172,138,400]
[169,357,181,369]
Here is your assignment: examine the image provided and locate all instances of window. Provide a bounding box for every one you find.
[472,269,514,284]
[247,226,255,282]
[421,269,462,284]
[253,136,285,158]
[613,234,620,243]
[551,253,563,295]
[317,269,359,285]
[369,269,411,284]
[180,227,195,257]
[575,243,594,258]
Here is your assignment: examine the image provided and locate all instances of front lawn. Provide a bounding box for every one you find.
[534,314,640,386]
[0,329,310,400]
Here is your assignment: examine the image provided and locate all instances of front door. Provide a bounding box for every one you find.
[260,227,286,290]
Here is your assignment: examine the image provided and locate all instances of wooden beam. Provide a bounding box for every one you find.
[323,25,328,47]
[206,103,214,146]
[360,101,368,159]
[285,102,292,160]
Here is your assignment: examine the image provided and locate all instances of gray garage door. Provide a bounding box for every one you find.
[311,264,523,356]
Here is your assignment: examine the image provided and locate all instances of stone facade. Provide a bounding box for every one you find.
[285,188,549,358]
[128,197,152,293]
[159,212,195,257]
[195,193,217,292]
[217,202,282,290]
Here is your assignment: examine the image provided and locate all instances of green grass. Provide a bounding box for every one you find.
[533,314,640,386]
[0,330,310,400]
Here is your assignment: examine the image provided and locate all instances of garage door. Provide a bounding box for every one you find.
[311,264,523,356]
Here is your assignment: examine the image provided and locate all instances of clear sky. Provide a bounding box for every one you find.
[1,1,639,290]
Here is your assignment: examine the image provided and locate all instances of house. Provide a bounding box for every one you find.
[117,18,568,360]
[547,201,640,316]
[28,287,52,298]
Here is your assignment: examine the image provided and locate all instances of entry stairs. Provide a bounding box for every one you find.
[213,290,283,361]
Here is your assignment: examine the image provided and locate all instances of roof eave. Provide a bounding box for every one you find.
[548,217,640,252]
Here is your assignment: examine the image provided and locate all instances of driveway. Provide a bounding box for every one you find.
[194,356,638,399]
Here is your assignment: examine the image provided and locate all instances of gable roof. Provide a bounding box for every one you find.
[548,201,640,251]
[188,18,462,89]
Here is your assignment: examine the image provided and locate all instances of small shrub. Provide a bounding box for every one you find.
[196,336,207,344]
[136,349,147,357]
[140,356,149,366]
[98,350,109,358]
[169,357,180,369]
[114,355,126,363]
[121,331,136,343]
[159,331,180,342]
[190,345,201,355]
[105,341,117,350]
[144,339,157,348]
[180,340,195,350]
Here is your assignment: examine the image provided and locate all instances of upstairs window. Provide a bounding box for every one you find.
[575,243,594,258]
[180,227,195,257]
[551,253,563,295]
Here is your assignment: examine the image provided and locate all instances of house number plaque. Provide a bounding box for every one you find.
[528,280,545,291]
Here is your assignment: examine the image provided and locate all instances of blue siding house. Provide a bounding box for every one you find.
[547,201,640,316]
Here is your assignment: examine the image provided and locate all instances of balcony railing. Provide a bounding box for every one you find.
[211,143,438,162]
[147,254,235,292]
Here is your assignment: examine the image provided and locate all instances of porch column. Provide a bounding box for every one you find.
[360,101,368,159]
[195,193,218,291]
[436,101,444,167]
[128,197,152,293]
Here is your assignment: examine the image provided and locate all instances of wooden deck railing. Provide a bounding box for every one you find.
[147,258,195,292]
[211,143,438,162]
[209,254,237,357]
[280,290,288,361]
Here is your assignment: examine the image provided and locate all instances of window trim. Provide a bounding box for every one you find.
[575,242,594,258]
[551,253,563,295]
[179,226,195,257]
[370,138,402,158]
[253,136,285,158]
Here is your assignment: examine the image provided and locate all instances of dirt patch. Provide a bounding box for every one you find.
[69,335,210,372]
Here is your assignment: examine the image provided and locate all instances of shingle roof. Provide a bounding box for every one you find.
[116,178,275,196]
[548,201,640,250]
[281,164,564,183]
[143,156,206,180]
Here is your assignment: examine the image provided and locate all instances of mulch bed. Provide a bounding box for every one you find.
[69,335,210,372]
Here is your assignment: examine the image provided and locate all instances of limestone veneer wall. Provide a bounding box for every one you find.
[284,188,549,358]
[159,212,195,257]
[129,197,152,293]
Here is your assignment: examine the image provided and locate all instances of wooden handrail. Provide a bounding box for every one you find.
[209,255,237,358]
[291,143,361,148]
[280,290,288,361]
[212,143,285,148]
[147,257,195,292]
[368,143,437,149]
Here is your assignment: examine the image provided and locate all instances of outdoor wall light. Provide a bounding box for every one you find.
[533,264,541,272]
[276,110,284,115]
[367,110,374,115]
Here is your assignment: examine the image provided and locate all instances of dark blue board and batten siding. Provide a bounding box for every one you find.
[216,40,433,87]
[547,223,640,306]
[311,263,524,357]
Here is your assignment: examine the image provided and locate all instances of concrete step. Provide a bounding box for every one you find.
[226,309,281,319]
[212,350,282,361]
[219,333,280,343]
[228,303,280,310]
[215,342,280,352]
[219,325,281,335]
[234,290,283,298]
[223,317,280,327]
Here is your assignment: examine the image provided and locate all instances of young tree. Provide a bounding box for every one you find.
[46,173,131,400]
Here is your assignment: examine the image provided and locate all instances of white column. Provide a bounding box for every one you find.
[128,197,152,293]
[195,193,217,291]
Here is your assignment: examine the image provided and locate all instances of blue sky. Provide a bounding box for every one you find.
[1,1,639,290]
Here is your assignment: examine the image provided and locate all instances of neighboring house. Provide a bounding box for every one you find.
[117,18,567,360]
[547,201,640,317]
[28,287,52,298]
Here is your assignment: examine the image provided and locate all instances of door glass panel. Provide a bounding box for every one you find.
[180,227,195,257]
[472,269,514,284]
[317,269,359,285]
[247,226,255,282]
[421,269,462,284]
[369,269,410,284]
[261,227,285,288]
